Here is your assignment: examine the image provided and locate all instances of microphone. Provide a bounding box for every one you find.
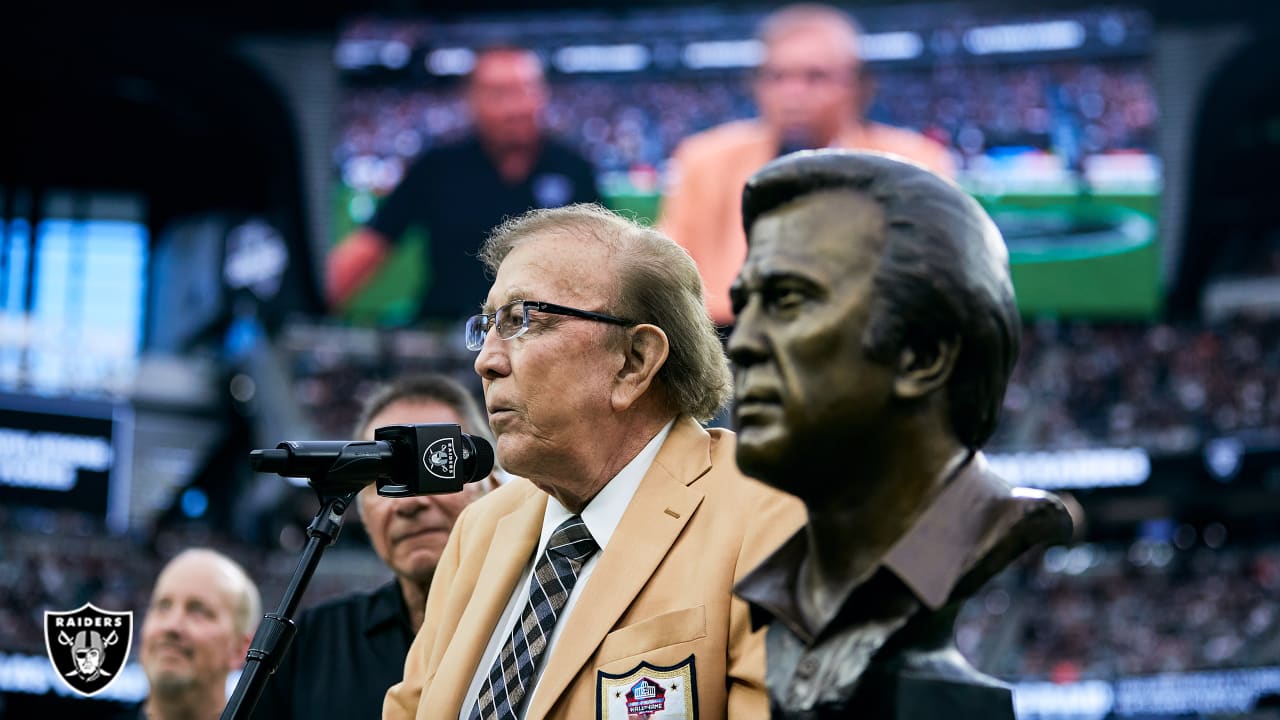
[250,424,494,497]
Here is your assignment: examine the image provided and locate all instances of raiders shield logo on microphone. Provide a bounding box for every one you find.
[423,437,458,480]
[44,603,133,696]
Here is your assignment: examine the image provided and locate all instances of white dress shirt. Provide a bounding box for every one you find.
[458,419,675,720]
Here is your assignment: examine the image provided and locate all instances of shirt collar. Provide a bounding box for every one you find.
[541,418,676,552]
[882,452,1007,610]
[737,529,811,641]
[738,452,1004,642]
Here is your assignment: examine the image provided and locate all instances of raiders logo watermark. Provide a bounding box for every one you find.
[423,437,457,480]
[44,603,133,697]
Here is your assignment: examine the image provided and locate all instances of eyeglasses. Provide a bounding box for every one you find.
[465,299,636,350]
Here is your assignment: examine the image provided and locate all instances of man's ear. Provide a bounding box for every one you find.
[230,631,252,672]
[612,324,670,412]
[893,337,960,400]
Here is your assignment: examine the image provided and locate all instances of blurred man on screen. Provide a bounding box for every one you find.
[327,47,600,324]
[659,3,954,327]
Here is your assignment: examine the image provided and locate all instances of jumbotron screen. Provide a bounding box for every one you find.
[333,3,1160,322]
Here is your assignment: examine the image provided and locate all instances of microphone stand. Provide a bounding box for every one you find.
[219,489,358,720]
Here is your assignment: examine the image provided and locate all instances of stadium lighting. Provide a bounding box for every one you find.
[553,44,651,73]
[681,40,765,69]
[379,41,411,70]
[859,31,925,61]
[335,39,412,71]
[427,48,476,76]
[987,447,1150,489]
[963,20,1086,55]
[1204,437,1245,482]
[334,40,382,70]
[681,32,922,69]
[1015,679,1113,719]
[1016,665,1280,717]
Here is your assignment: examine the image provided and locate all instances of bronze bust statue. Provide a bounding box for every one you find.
[729,150,1072,719]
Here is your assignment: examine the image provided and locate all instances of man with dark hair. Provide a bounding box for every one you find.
[327,47,600,323]
[252,374,496,720]
[384,204,805,720]
[729,150,1071,718]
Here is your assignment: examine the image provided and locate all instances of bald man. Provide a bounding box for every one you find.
[659,3,954,327]
[139,548,261,720]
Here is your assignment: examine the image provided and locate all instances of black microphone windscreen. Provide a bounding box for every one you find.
[466,435,496,482]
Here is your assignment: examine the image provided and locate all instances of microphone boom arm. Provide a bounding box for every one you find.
[248,423,494,497]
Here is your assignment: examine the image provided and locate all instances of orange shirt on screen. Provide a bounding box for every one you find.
[658,119,955,326]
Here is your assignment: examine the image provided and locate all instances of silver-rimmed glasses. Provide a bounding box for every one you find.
[465,299,636,350]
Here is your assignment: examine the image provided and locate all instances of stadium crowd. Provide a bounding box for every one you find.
[991,315,1280,453]
[274,314,1280,455]
[959,539,1280,680]
[6,502,1277,686]
[335,59,1157,196]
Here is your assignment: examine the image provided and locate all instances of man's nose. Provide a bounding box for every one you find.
[474,330,510,380]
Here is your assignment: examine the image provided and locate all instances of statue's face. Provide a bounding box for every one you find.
[728,189,896,496]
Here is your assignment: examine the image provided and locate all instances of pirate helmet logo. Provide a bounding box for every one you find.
[44,603,133,696]
[423,437,457,480]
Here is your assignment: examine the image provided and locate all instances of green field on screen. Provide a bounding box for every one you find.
[333,186,1161,325]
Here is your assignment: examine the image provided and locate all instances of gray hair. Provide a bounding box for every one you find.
[164,548,261,638]
[352,373,499,499]
[353,373,492,444]
[480,204,732,422]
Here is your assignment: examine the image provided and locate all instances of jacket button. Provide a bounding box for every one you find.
[798,656,819,677]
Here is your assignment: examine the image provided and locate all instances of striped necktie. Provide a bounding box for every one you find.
[468,514,599,720]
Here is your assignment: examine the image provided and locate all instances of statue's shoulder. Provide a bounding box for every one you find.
[890,648,1017,720]
[963,461,1074,595]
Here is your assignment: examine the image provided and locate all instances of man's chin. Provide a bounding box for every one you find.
[395,562,438,589]
[148,670,197,697]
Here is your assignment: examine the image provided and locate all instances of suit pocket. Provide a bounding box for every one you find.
[596,605,707,666]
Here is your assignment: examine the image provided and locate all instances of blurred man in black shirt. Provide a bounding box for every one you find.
[326,47,600,323]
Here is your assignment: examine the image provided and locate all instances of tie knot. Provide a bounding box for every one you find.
[547,515,597,562]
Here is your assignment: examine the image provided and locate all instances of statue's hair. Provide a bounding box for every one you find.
[743,150,1020,449]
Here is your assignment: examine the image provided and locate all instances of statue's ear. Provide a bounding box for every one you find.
[893,337,959,400]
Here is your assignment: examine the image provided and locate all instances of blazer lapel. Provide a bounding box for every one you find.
[527,418,710,719]
[428,486,546,715]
